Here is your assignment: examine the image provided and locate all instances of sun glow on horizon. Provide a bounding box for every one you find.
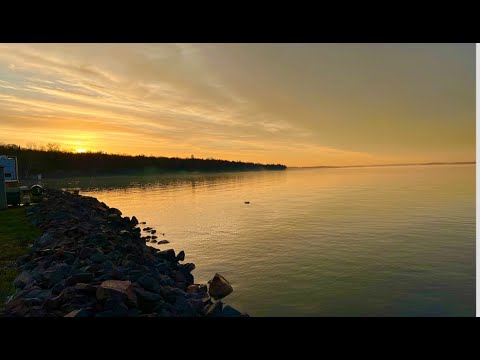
[0,43,474,167]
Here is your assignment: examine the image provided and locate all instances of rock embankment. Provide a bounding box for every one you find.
[1,189,247,317]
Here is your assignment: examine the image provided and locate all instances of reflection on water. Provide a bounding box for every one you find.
[45,165,475,316]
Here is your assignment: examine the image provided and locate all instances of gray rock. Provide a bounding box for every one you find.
[65,309,90,317]
[176,250,185,261]
[157,249,176,262]
[14,271,36,290]
[187,284,207,294]
[95,310,115,317]
[97,274,114,282]
[112,302,129,316]
[90,252,108,263]
[127,308,142,317]
[52,281,66,295]
[127,270,143,282]
[136,275,160,293]
[157,274,175,287]
[22,288,52,302]
[159,286,186,304]
[208,273,233,300]
[174,271,187,283]
[96,280,137,307]
[181,263,196,273]
[134,288,163,302]
[111,267,126,281]
[188,298,206,313]
[35,233,54,247]
[28,306,46,317]
[134,288,164,313]
[74,283,98,293]
[44,293,65,310]
[174,296,197,317]
[65,272,94,286]
[205,301,223,317]
[42,269,66,287]
[109,208,122,216]
[79,247,95,259]
[221,305,244,317]
[61,286,77,301]
[24,297,44,307]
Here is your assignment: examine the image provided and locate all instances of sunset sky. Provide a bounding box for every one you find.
[0,43,475,166]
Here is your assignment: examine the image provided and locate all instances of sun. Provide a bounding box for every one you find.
[76,148,87,153]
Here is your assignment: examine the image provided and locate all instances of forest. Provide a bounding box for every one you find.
[0,143,287,179]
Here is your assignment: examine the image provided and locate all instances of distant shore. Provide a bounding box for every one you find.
[290,161,475,169]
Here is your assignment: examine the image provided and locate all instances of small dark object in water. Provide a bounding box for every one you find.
[151,235,157,240]
[244,201,250,204]
[140,222,146,225]
[151,230,156,234]
[150,240,157,244]
[157,240,170,244]
[143,227,152,231]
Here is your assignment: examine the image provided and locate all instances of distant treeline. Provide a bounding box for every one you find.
[0,143,286,179]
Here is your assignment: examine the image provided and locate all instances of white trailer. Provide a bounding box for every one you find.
[0,155,20,205]
[0,155,18,181]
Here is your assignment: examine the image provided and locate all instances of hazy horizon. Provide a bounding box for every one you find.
[0,43,475,167]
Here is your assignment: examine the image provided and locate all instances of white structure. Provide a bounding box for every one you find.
[0,166,6,209]
[0,155,20,206]
[0,155,18,181]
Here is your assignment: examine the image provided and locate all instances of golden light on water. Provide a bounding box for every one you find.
[76,148,87,153]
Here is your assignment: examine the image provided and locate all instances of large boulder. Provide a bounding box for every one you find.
[208,273,233,300]
[96,280,137,307]
[205,301,223,317]
[136,275,160,293]
[14,271,37,290]
[156,249,176,262]
[176,251,185,261]
[134,288,164,313]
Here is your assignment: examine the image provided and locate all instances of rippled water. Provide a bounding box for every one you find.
[46,165,475,316]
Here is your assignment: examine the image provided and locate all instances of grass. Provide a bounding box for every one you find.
[0,206,42,308]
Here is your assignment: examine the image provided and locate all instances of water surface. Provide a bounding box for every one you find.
[45,165,475,316]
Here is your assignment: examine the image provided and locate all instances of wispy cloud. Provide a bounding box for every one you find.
[0,43,474,165]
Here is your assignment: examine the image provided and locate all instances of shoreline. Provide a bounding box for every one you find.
[1,189,246,317]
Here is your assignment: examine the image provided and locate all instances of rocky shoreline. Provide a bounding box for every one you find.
[1,189,247,317]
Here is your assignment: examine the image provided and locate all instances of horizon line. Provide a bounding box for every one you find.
[290,161,476,169]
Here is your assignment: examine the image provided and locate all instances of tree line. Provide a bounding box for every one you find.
[0,143,286,179]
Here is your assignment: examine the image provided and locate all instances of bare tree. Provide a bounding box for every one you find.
[26,142,38,150]
[46,143,61,152]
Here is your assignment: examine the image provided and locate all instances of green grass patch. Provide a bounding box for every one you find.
[0,206,42,308]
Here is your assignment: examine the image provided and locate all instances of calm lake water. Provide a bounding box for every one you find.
[46,165,475,316]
